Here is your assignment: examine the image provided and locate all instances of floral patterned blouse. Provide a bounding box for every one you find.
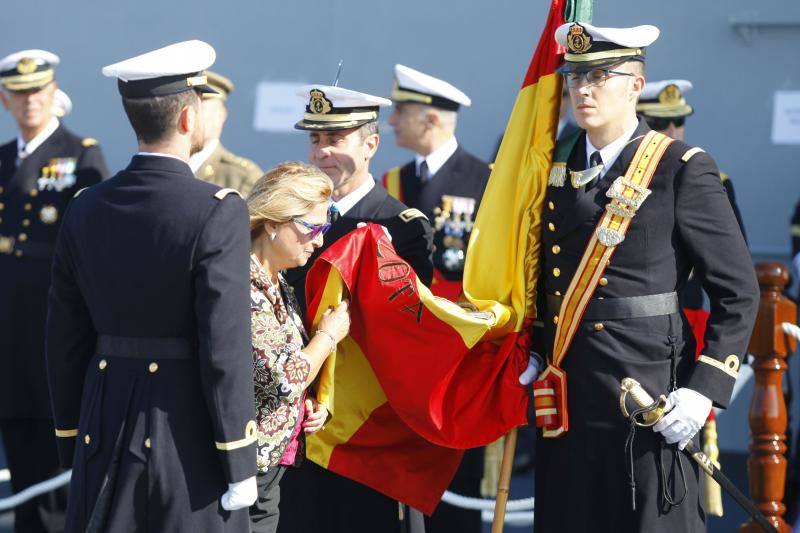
[250,255,311,472]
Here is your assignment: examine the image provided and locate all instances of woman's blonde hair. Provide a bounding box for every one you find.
[246,161,333,238]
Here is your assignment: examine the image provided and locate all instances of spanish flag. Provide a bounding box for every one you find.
[305,0,575,514]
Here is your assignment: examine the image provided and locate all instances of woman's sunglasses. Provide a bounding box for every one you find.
[292,217,332,239]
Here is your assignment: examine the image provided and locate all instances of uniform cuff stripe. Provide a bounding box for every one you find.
[215,420,257,451]
[697,354,740,379]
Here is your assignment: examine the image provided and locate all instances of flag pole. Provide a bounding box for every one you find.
[491,427,518,533]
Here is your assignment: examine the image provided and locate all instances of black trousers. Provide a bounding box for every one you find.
[277,460,400,533]
[0,418,67,533]
[250,466,286,533]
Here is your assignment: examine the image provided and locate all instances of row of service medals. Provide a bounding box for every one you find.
[433,195,476,272]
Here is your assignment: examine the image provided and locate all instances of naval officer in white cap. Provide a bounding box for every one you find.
[278,84,433,533]
[531,22,758,532]
[384,65,490,294]
[46,40,258,531]
[0,48,108,533]
[382,64,488,533]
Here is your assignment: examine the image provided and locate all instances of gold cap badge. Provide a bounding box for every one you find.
[308,89,332,115]
[16,57,37,75]
[567,24,592,54]
[659,84,682,105]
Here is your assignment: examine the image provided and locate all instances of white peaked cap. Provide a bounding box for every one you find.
[555,23,660,49]
[640,79,692,101]
[392,64,471,109]
[295,85,391,131]
[102,40,215,81]
[0,49,60,73]
[555,22,659,71]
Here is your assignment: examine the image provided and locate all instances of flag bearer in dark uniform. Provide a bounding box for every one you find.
[278,84,433,533]
[0,48,108,533]
[45,40,258,532]
[190,70,263,195]
[531,23,759,532]
[383,64,488,533]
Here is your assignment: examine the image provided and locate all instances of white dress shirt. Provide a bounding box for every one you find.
[415,136,458,180]
[189,138,219,173]
[332,175,375,216]
[16,117,60,164]
[585,121,640,179]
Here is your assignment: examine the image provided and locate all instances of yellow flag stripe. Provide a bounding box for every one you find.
[463,73,560,336]
[311,268,348,414]
[307,335,388,468]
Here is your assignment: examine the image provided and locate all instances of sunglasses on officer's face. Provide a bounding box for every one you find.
[646,116,686,131]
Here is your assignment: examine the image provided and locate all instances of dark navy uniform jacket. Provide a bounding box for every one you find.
[534,119,759,533]
[0,124,107,419]
[385,147,489,281]
[285,181,434,313]
[46,154,256,532]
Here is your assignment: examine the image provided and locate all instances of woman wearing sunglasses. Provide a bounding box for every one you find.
[245,161,350,532]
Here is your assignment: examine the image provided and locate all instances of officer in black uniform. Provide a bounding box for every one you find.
[45,40,257,531]
[532,23,759,533]
[384,64,489,288]
[384,64,489,533]
[0,48,108,533]
[278,84,433,533]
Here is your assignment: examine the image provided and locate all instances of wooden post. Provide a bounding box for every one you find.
[491,427,518,533]
[741,262,796,533]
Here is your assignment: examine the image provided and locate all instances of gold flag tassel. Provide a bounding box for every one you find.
[703,418,724,516]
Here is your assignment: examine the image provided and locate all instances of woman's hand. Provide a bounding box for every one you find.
[303,398,328,433]
[317,300,351,344]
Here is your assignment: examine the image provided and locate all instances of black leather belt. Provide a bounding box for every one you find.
[0,234,54,259]
[96,335,194,359]
[546,292,679,321]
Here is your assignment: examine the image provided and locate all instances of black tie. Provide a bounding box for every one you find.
[587,151,603,190]
[329,205,340,224]
[418,160,429,183]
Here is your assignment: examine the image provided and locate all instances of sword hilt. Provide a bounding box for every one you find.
[619,377,668,426]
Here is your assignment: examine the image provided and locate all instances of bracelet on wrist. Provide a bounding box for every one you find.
[316,329,337,352]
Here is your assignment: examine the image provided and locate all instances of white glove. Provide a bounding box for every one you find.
[518,351,544,385]
[357,222,392,242]
[220,476,257,511]
[652,388,712,450]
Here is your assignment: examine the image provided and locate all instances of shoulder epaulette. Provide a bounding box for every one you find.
[214,188,242,200]
[73,187,87,198]
[681,147,705,163]
[719,171,729,183]
[81,138,98,148]
[398,208,428,223]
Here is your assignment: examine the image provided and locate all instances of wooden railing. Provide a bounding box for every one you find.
[741,262,797,533]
